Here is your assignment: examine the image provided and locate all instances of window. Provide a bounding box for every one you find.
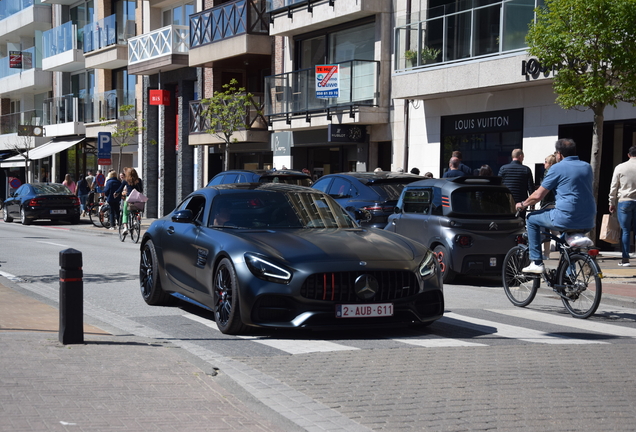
[403,189,432,214]
[163,2,195,27]
[328,178,353,198]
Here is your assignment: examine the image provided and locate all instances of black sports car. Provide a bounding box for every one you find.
[139,183,444,334]
[3,183,81,225]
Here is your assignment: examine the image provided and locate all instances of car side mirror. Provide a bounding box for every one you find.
[172,209,194,223]
[394,206,402,214]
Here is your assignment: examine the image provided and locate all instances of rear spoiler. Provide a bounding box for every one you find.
[449,176,502,185]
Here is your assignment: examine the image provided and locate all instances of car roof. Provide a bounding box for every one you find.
[320,172,425,184]
[205,182,318,194]
[405,176,504,190]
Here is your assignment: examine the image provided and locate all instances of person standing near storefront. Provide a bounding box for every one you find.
[62,174,76,193]
[499,149,535,216]
[609,146,636,266]
[443,157,465,178]
[102,170,122,230]
[76,175,91,216]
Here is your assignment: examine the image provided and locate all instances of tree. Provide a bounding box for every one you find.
[526,0,636,235]
[202,79,253,171]
[102,104,146,175]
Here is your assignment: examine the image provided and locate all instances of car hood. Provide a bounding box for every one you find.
[232,228,420,264]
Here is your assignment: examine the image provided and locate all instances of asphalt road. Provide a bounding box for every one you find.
[2,219,636,430]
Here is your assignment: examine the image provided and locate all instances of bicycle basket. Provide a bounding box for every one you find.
[128,201,146,212]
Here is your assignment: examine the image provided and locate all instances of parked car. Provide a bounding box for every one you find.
[385,176,525,283]
[139,183,443,335]
[207,169,313,187]
[3,183,81,225]
[311,172,425,228]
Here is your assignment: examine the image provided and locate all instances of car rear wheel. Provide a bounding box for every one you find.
[20,207,31,225]
[434,245,456,284]
[3,206,12,223]
[139,240,174,306]
[213,258,247,335]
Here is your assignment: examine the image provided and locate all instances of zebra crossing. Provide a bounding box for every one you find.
[182,308,636,355]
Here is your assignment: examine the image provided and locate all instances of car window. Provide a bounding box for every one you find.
[33,183,73,195]
[403,189,432,214]
[367,181,412,200]
[328,178,353,198]
[185,195,206,223]
[451,189,516,216]
[207,175,224,186]
[223,173,239,184]
[14,185,27,196]
[312,178,331,193]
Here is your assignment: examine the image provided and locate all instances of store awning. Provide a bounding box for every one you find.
[0,138,85,168]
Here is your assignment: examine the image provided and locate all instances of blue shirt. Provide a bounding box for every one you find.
[443,169,465,178]
[541,156,595,229]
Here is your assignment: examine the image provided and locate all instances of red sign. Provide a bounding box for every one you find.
[9,177,22,189]
[9,51,22,69]
[98,159,112,166]
[149,89,170,106]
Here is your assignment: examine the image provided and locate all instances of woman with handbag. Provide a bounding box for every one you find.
[116,168,144,237]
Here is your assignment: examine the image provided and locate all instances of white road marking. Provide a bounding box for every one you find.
[489,308,636,338]
[393,337,486,348]
[37,241,70,248]
[444,312,607,345]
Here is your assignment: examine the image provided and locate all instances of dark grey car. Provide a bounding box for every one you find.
[385,177,525,283]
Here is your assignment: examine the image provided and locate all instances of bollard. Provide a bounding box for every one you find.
[59,248,84,345]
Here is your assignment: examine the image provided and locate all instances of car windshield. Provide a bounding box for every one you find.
[210,190,356,229]
[451,189,516,215]
[259,175,313,187]
[367,181,412,201]
[32,183,73,195]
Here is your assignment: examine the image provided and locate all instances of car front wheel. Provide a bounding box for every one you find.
[139,240,173,306]
[213,258,247,335]
[434,245,456,284]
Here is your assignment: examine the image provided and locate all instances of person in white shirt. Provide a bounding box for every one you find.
[609,146,636,266]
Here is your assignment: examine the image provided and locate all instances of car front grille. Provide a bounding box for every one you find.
[300,271,419,303]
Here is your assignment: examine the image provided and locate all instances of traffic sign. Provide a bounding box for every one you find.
[95,173,105,187]
[9,177,21,189]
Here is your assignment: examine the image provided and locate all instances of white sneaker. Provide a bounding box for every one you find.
[618,262,631,267]
[522,262,545,274]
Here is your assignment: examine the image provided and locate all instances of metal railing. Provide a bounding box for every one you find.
[395,0,539,71]
[0,110,43,135]
[0,47,38,78]
[128,25,189,65]
[266,0,328,13]
[189,93,267,134]
[43,94,80,125]
[79,90,135,123]
[190,0,268,49]
[264,60,379,118]
[42,21,81,58]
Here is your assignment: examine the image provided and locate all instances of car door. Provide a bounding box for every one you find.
[387,187,433,245]
[160,195,208,293]
[5,185,28,218]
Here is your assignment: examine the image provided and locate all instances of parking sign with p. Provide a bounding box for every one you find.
[98,132,112,166]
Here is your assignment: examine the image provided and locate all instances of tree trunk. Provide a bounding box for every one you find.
[223,142,230,171]
[589,105,605,242]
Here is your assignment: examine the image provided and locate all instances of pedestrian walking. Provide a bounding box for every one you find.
[452,151,473,176]
[443,157,465,178]
[499,149,535,216]
[478,165,493,176]
[410,167,420,175]
[608,145,636,266]
[62,174,76,193]
[116,168,144,238]
[102,170,122,230]
[76,175,91,216]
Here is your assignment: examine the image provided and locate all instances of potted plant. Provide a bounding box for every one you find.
[404,49,417,67]
[421,46,441,63]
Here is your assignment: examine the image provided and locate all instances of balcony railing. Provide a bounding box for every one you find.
[0,47,39,78]
[83,14,134,53]
[0,110,43,135]
[266,0,328,14]
[189,93,267,134]
[42,21,81,58]
[80,90,135,123]
[395,0,540,71]
[0,0,36,20]
[190,0,268,49]
[43,94,81,125]
[128,25,189,65]
[264,60,379,118]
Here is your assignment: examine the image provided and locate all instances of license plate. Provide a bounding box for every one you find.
[490,257,497,267]
[336,303,393,318]
[50,209,67,215]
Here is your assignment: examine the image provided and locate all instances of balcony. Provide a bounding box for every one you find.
[42,21,85,72]
[128,25,189,75]
[188,93,269,146]
[0,47,52,98]
[266,0,386,37]
[0,0,51,40]
[264,60,385,129]
[82,90,135,138]
[0,109,47,151]
[83,14,133,69]
[42,94,85,137]
[189,0,270,68]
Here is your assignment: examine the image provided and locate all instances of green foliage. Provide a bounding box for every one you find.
[527,0,636,111]
[202,79,253,145]
[421,46,441,61]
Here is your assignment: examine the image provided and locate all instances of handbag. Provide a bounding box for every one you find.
[128,188,148,204]
[599,213,620,244]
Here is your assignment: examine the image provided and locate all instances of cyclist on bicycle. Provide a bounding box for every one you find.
[515,138,596,274]
[116,167,144,238]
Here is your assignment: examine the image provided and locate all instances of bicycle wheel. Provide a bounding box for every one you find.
[88,204,101,227]
[557,253,602,319]
[100,205,111,228]
[502,245,540,307]
[130,213,141,243]
[118,216,127,242]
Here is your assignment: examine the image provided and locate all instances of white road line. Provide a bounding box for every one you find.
[393,338,486,348]
[37,241,70,248]
[183,313,360,354]
[445,312,607,345]
[489,308,636,338]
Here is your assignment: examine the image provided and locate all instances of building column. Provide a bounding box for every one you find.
[142,76,159,218]
[176,79,195,203]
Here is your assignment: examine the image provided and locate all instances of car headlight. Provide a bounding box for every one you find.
[418,250,437,280]
[245,253,292,284]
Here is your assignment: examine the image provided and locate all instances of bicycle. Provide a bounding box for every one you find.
[502,213,602,319]
[88,197,111,228]
[119,201,143,243]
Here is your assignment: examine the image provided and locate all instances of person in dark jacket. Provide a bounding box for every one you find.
[116,167,144,237]
[499,149,535,215]
[443,157,466,178]
[452,150,473,176]
[102,170,122,230]
[76,176,91,216]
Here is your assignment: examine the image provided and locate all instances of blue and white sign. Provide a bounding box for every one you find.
[97,132,112,165]
[315,64,339,99]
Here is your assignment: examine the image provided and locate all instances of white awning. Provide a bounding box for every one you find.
[0,138,85,168]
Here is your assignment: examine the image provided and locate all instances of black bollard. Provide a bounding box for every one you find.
[59,248,84,345]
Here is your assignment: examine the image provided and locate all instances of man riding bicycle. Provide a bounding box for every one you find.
[515,138,596,274]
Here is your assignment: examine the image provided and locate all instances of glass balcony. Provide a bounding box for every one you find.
[83,14,134,53]
[43,94,80,125]
[0,47,39,77]
[128,25,189,65]
[189,0,268,49]
[42,21,82,58]
[80,90,135,123]
[395,0,540,71]
[0,0,34,20]
[189,93,267,135]
[264,60,379,118]
[0,110,43,135]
